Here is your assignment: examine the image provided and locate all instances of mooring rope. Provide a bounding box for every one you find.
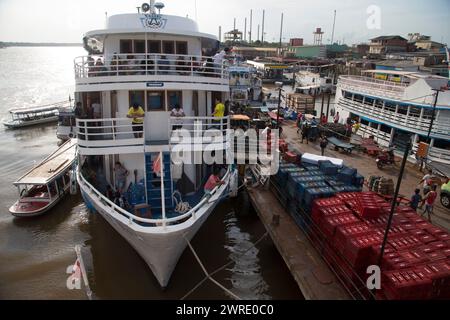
[181,230,269,300]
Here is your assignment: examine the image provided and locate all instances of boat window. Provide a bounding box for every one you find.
[364,97,374,106]
[129,91,145,108]
[361,119,369,126]
[380,124,391,134]
[422,109,434,119]
[409,106,421,118]
[354,94,364,103]
[176,41,188,55]
[134,40,146,54]
[147,91,166,111]
[167,91,183,109]
[384,101,397,112]
[120,40,133,54]
[374,99,384,109]
[397,105,408,115]
[148,40,161,54]
[433,139,450,150]
[162,41,175,54]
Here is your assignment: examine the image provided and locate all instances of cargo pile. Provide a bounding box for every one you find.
[311,192,450,300]
[270,158,450,300]
[271,159,364,228]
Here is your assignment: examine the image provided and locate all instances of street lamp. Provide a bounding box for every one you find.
[275,81,284,129]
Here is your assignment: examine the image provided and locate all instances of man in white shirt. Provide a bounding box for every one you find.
[213,47,230,75]
[170,104,185,130]
[92,102,101,119]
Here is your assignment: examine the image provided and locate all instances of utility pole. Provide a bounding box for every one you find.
[279,13,284,49]
[378,140,412,267]
[326,93,331,120]
[426,89,440,143]
[331,10,336,44]
[244,18,247,42]
[257,24,260,42]
[249,10,253,44]
[421,88,441,170]
[262,10,265,43]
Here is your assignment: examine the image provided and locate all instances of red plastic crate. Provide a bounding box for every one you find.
[283,151,297,163]
[387,235,422,251]
[382,269,433,300]
[321,214,361,239]
[343,233,383,268]
[335,223,373,248]
[312,205,352,226]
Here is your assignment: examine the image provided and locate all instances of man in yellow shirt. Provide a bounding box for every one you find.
[213,98,225,118]
[127,102,145,138]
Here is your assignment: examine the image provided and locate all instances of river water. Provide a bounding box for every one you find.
[0,47,302,300]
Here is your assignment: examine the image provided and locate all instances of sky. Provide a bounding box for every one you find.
[0,0,449,45]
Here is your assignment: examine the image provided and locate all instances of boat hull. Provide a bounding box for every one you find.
[9,191,67,218]
[79,173,233,288]
[3,116,59,129]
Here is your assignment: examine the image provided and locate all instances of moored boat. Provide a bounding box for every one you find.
[3,101,70,129]
[74,1,238,287]
[9,139,77,217]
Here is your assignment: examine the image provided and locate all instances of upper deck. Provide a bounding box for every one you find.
[338,70,450,108]
[75,5,228,92]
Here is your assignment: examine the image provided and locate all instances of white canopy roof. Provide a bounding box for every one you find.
[9,105,59,115]
[14,140,76,185]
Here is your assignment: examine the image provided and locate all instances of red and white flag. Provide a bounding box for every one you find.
[153,153,164,176]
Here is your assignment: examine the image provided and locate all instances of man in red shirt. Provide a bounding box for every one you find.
[421,184,437,222]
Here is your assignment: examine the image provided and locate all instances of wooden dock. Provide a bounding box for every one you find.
[247,186,350,300]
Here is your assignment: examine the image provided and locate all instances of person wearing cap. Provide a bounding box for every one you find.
[127,102,145,138]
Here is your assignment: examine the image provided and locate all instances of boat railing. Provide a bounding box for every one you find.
[339,97,449,138]
[78,166,231,228]
[339,75,407,100]
[76,116,231,148]
[74,53,229,80]
[76,118,145,146]
[169,116,230,144]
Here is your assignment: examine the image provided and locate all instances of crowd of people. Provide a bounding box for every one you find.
[84,47,231,78]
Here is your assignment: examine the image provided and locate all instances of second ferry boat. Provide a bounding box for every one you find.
[73,1,237,287]
[335,70,450,165]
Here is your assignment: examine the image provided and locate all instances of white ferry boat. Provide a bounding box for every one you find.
[335,70,450,164]
[295,70,334,95]
[73,1,237,287]
[3,103,64,129]
[229,65,262,104]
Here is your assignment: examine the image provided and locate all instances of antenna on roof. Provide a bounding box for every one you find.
[154,2,165,14]
[142,1,163,14]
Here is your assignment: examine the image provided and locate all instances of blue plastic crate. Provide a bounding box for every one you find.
[353,174,365,187]
[318,160,339,175]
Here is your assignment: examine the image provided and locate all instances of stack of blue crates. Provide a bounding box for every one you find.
[271,156,365,232]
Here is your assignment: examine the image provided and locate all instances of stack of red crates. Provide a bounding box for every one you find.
[309,192,450,300]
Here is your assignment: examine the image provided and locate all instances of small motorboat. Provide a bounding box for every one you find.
[3,101,70,129]
[9,139,77,217]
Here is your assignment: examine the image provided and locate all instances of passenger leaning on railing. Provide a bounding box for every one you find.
[127,103,145,138]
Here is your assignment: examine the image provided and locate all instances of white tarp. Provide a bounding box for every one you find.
[301,153,344,167]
